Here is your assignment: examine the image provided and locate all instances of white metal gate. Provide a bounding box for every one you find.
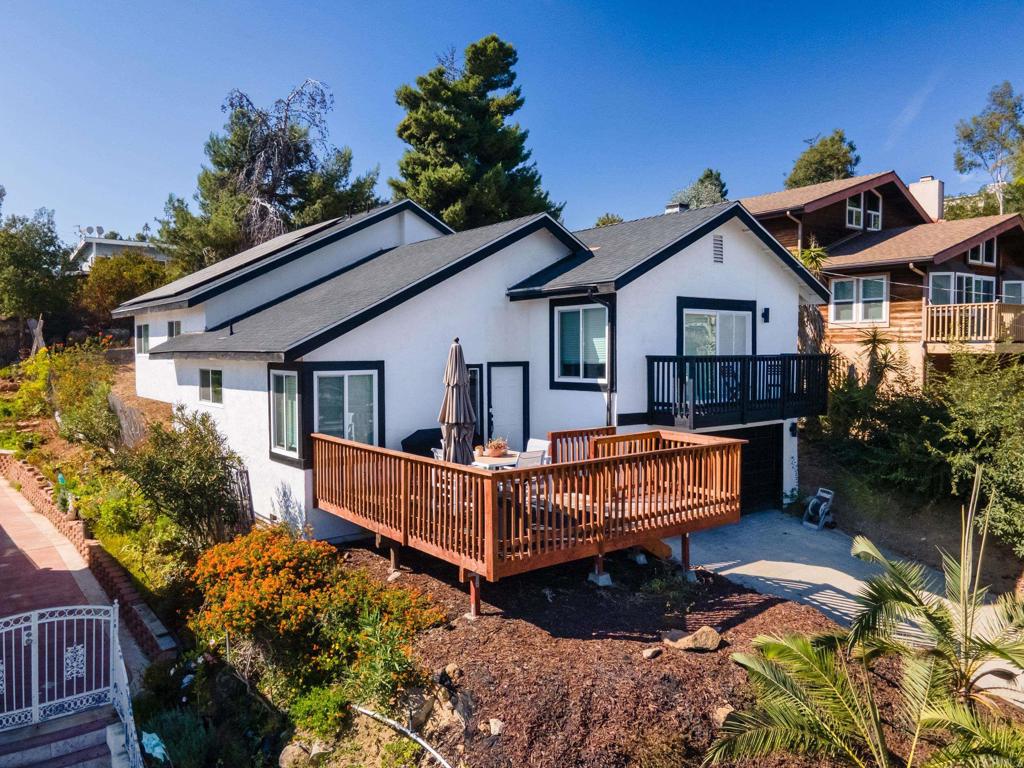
[0,604,116,730]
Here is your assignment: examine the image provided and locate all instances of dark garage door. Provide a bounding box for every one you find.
[712,424,783,512]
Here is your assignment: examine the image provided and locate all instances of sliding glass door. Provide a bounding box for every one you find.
[314,371,377,445]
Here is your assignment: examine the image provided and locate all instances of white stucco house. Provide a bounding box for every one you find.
[113,199,828,543]
[71,235,169,272]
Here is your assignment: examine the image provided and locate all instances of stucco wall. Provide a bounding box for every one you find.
[615,217,805,415]
[304,227,604,447]
[134,306,206,401]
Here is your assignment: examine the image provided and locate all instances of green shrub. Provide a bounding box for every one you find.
[13,350,51,419]
[142,709,215,768]
[382,739,423,768]
[58,383,121,450]
[290,685,352,738]
[932,353,1024,556]
[119,405,245,556]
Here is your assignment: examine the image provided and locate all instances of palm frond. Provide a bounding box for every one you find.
[921,700,1024,768]
[703,707,855,766]
[849,553,954,647]
[750,636,886,765]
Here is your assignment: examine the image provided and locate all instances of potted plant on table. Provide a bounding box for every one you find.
[484,437,508,458]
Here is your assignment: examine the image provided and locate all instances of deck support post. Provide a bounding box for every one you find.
[389,543,400,574]
[588,553,612,587]
[681,533,691,572]
[467,573,481,619]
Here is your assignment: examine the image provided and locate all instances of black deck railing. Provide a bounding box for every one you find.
[646,354,830,428]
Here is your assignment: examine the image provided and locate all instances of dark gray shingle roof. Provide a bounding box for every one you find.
[511,203,733,293]
[115,201,445,314]
[148,214,547,359]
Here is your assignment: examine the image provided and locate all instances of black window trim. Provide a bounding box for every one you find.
[548,294,616,392]
[267,361,386,470]
[676,297,757,356]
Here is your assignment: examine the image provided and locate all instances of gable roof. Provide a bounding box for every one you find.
[111,200,452,316]
[740,171,932,222]
[148,213,583,361]
[824,213,1024,269]
[508,202,828,301]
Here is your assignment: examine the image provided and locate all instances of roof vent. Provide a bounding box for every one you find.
[665,202,689,214]
[713,234,724,263]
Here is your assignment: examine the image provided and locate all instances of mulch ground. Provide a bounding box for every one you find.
[344,544,836,768]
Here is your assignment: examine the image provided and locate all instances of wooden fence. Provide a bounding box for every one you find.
[313,429,743,581]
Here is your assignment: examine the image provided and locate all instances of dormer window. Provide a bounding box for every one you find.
[967,237,997,266]
[846,194,863,229]
[865,191,882,231]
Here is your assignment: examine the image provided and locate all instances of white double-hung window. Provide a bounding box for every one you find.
[830,275,888,323]
[313,371,377,445]
[270,370,299,456]
[1004,280,1024,305]
[556,304,608,382]
[865,191,882,230]
[929,273,995,305]
[846,194,863,229]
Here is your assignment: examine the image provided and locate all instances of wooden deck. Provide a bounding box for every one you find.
[312,427,743,582]
[924,302,1024,350]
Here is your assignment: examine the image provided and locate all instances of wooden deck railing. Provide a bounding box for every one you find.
[923,302,1024,344]
[547,426,615,464]
[312,430,743,581]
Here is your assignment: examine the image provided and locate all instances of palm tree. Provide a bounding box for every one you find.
[849,468,1024,710]
[705,469,1024,767]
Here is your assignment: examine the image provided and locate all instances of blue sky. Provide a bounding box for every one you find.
[2,1,1023,240]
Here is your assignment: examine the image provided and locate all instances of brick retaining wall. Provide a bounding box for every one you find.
[0,453,177,660]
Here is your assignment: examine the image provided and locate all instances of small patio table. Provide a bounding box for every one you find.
[471,451,520,470]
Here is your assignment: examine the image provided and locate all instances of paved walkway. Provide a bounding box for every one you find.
[0,477,148,681]
[688,509,1023,706]
[689,509,943,631]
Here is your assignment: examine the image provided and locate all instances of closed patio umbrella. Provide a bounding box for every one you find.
[438,337,477,465]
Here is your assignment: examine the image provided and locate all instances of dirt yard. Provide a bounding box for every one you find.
[800,439,1024,595]
[344,544,834,768]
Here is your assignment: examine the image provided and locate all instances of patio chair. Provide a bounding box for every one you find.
[525,438,552,464]
[431,447,444,461]
[514,450,546,468]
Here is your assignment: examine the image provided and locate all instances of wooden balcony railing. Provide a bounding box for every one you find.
[646,354,830,428]
[923,302,1024,344]
[312,429,743,581]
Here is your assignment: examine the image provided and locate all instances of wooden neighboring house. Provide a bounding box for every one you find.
[112,199,828,603]
[742,172,1024,382]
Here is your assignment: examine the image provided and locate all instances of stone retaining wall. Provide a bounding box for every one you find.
[0,453,177,660]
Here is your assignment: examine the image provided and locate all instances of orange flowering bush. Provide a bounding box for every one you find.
[191,526,443,713]
[193,525,338,642]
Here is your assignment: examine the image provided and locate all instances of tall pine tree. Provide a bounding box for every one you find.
[389,35,563,230]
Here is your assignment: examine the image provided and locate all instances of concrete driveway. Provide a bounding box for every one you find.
[687,509,1023,705]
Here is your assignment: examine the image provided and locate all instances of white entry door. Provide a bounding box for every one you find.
[488,363,527,451]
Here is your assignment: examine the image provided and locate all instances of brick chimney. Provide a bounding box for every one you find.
[908,175,944,221]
